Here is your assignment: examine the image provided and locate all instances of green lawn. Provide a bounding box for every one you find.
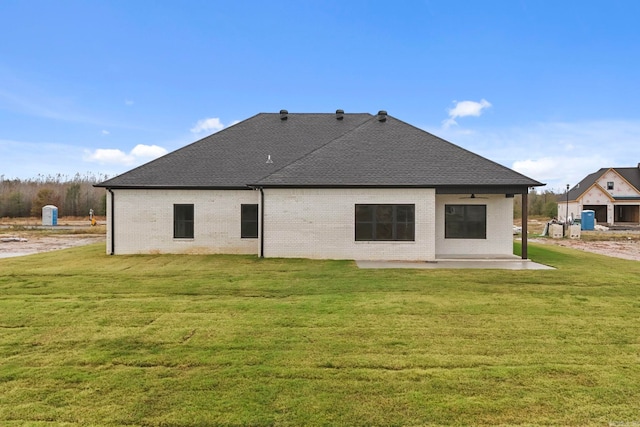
[0,243,639,426]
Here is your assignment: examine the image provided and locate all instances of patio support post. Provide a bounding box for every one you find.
[259,187,265,258]
[521,191,528,260]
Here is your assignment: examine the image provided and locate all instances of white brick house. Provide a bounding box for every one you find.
[97,110,543,261]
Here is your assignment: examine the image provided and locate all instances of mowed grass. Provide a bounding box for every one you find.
[1,244,639,426]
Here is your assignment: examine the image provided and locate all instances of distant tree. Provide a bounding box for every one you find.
[513,195,522,219]
[96,192,107,215]
[65,183,81,216]
[513,190,559,219]
[7,192,26,217]
[30,188,60,217]
[530,195,544,216]
[543,200,558,218]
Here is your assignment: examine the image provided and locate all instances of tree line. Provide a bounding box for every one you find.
[0,173,108,218]
[513,190,560,219]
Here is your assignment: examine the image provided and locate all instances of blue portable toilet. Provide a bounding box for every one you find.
[581,210,595,231]
[42,205,58,226]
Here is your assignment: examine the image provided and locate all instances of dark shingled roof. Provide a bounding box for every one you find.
[96,112,544,189]
[568,169,607,200]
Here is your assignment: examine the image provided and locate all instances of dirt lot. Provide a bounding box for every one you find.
[529,237,640,261]
[0,217,106,259]
[0,234,106,258]
[523,217,640,261]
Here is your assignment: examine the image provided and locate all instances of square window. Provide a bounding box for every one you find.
[445,204,486,239]
[607,181,614,190]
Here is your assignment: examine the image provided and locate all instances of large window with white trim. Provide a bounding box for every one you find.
[355,204,415,241]
[445,204,486,239]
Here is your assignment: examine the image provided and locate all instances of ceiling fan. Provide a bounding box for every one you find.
[459,194,488,199]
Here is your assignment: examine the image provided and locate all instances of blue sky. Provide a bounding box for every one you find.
[1,1,639,191]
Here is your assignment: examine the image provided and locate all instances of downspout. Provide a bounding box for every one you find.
[521,190,528,260]
[108,188,115,255]
[259,187,265,258]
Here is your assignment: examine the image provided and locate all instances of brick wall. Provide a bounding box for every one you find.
[107,189,260,255]
[263,188,436,261]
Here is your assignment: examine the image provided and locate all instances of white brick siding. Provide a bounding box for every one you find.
[105,188,515,259]
[262,188,436,261]
[107,189,260,255]
[435,194,514,258]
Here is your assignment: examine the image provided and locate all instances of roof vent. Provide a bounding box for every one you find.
[377,110,387,122]
[279,109,288,120]
[336,109,344,120]
[266,154,273,164]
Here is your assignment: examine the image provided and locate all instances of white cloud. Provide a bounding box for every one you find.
[84,144,168,166]
[191,117,224,134]
[125,99,134,106]
[443,99,492,128]
[130,144,168,159]
[512,155,610,191]
[101,130,110,135]
[424,119,640,192]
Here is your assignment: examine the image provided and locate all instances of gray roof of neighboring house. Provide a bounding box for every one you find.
[569,167,640,200]
[615,167,640,191]
[568,169,606,200]
[96,111,544,190]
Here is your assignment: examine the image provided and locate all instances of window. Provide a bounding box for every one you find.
[445,205,486,239]
[355,204,415,241]
[607,181,614,190]
[241,204,258,238]
[174,204,194,238]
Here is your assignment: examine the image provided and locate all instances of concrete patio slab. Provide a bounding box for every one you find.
[356,259,555,270]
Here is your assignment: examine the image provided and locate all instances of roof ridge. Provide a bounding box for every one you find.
[261,112,372,115]
[251,113,374,185]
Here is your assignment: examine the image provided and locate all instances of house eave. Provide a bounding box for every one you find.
[435,184,538,195]
[249,183,539,193]
[613,196,640,201]
[93,184,252,190]
[95,182,541,194]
